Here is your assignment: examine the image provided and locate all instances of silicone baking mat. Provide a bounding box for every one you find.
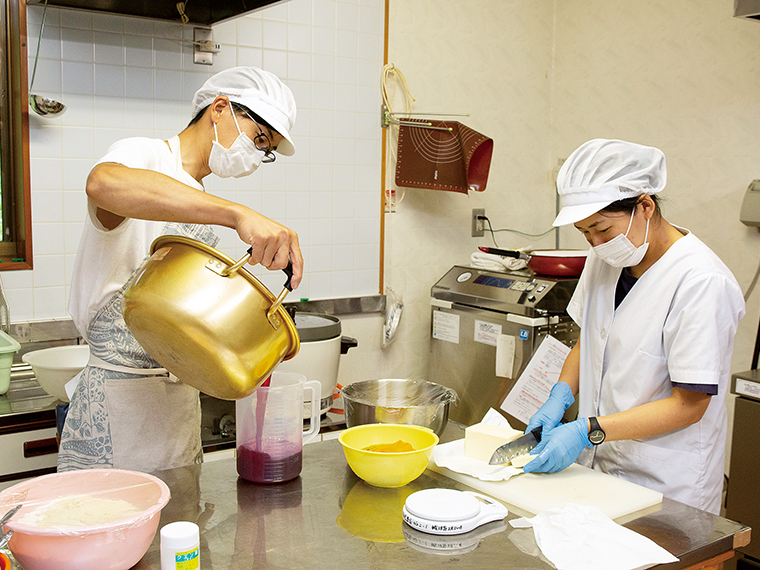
[395,120,493,194]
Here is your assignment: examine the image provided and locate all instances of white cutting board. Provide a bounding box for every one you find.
[428,461,663,520]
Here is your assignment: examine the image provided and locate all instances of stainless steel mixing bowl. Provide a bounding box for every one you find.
[340,379,457,436]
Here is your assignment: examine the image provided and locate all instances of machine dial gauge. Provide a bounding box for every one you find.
[456,272,472,283]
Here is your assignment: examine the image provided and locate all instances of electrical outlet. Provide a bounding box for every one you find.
[471,208,485,237]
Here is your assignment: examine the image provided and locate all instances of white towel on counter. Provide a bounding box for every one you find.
[432,439,523,482]
[432,408,523,482]
[510,503,678,570]
[470,250,529,272]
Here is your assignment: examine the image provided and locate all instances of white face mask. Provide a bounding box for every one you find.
[208,112,265,178]
[592,207,650,268]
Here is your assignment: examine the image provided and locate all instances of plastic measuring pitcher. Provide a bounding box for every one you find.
[236,371,320,483]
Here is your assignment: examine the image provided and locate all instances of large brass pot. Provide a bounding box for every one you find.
[122,235,299,400]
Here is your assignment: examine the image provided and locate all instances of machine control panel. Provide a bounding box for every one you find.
[472,274,537,292]
[432,266,578,316]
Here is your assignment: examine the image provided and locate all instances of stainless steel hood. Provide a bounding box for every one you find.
[27,0,290,26]
[735,0,760,21]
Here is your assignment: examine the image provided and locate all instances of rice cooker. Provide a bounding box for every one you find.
[275,312,357,415]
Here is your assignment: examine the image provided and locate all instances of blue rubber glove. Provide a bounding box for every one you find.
[525,381,575,435]
[522,417,591,474]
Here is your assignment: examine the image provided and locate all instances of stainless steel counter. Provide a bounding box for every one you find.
[0,366,57,419]
[129,423,749,570]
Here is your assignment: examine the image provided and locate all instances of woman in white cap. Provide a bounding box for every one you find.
[522,139,745,514]
[59,67,301,472]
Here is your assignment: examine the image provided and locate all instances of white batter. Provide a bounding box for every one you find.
[23,494,141,527]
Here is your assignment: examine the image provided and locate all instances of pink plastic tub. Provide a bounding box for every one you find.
[0,469,170,570]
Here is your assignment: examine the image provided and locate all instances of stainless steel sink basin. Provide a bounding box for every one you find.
[5,365,57,410]
[7,383,50,402]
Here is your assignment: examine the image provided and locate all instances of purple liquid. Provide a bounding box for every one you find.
[237,445,302,483]
[255,377,270,449]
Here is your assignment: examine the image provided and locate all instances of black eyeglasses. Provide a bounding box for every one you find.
[242,112,276,163]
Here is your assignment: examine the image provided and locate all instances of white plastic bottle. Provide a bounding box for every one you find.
[160,521,200,570]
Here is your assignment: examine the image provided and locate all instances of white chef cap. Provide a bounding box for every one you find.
[192,66,297,156]
[553,139,666,226]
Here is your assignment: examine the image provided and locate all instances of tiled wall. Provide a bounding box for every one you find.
[4,0,384,322]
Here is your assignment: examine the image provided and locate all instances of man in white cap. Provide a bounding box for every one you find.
[60,67,301,472]
[521,139,744,514]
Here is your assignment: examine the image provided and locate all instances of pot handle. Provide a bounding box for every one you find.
[340,336,358,354]
[222,248,294,326]
[477,246,534,261]
[266,261,294,323]
[223,247,294,291]
[281,261,294,292]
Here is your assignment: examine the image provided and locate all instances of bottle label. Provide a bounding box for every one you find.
[175,547,200,570]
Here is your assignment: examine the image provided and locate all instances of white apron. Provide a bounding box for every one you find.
[58,138,220,473]
[569,233,744,514]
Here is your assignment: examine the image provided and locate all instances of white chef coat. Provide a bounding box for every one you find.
[568,229,745,514]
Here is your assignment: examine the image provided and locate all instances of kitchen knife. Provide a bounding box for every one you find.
[488,426,542,465]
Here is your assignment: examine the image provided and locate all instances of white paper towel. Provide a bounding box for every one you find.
[431,409,524,482]
[510,503,678,570]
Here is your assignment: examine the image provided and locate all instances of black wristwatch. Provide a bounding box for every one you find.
[588,417,606,445]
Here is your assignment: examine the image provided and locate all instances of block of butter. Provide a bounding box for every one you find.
[464,423,524,463]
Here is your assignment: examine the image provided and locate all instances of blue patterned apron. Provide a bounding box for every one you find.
[58,137,220,472]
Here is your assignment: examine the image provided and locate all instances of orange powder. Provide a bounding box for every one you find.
[363,440,415,453]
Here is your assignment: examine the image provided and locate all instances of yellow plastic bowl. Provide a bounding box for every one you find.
[338,424,439,488]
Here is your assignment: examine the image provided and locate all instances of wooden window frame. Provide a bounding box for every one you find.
[0,0,33,270]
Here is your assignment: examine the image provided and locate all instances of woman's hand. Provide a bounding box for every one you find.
[526,381,575,434]
[522,418,592,474]
[526,343,580,434]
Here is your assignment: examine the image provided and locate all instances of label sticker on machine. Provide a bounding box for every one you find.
[510,281,536,292]
[474,320,502,346]
[519,329,530,340]
[735,378,760,399]
[495,335,516,378]
[433,310,460,344]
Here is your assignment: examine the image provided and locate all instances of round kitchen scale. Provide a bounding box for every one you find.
[402,488,508,536]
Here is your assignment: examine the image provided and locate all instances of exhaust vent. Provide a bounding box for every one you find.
[26,0,289,26]
[735,0,760,21]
